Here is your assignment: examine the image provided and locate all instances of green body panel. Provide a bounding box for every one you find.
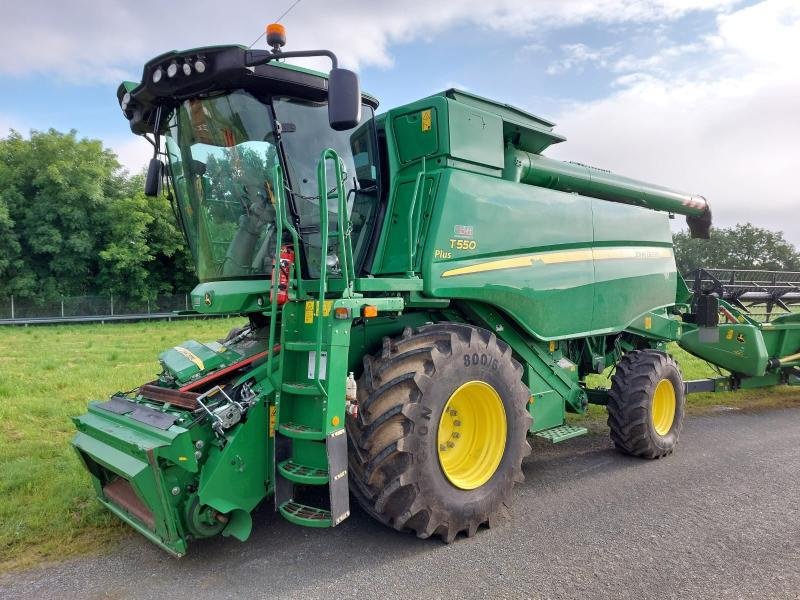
[198,391,272,541]
[370,92,683,341]
[418,169,677,339]
[679,312,800,377]
[680,323,769,376]
[159,340,242,383]
[191,280,271,314]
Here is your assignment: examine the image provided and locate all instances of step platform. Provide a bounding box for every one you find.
[535,424,588,443]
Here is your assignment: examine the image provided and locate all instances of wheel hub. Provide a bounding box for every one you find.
[437,381,507,490]
[652,378,676,436]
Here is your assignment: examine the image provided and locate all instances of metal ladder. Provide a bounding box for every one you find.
[268,150,355,527]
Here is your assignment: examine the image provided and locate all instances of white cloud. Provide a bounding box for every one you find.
[546,0,800,245]
[111,136,153,175]
[546,43,620,75]
[0,0,740,81]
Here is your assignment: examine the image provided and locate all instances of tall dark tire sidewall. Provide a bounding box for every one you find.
[411,338,529,522]
[347,323,531,541]
[607,350,685,459]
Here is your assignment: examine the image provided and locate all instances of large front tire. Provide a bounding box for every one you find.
[346,323,532,542]
[607,350,685,459]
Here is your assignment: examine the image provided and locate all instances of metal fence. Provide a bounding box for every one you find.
[0,293,198,325]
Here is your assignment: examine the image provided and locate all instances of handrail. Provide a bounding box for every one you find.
[337,159,356,297]
[309,148,350,395]
[266,163,286,385]
[407,156,426,276]
[275,168,305,300]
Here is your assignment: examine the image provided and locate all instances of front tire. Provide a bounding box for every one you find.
[346,323,532,542]
[607,350,685,459]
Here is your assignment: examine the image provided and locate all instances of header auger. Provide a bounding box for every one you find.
[71,26,799,556]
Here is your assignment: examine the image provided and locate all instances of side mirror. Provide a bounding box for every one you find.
[328,68,361,131]
[144,158,164,197]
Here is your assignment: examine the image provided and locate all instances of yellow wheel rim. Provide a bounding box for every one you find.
[437,381,507,490]
[652,379,676,436]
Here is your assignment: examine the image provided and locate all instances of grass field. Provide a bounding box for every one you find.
[0,318,241,572]
[0,319,797,572]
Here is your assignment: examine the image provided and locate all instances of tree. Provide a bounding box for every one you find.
[0,129,195,301]
[673,223,800,275]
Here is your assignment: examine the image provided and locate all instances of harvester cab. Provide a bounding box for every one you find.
[71,25,800,557]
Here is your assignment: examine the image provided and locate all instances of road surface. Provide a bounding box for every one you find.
[2,407,798,599]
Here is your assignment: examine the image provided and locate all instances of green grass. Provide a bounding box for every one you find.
[0,321,796,572]
[0,318,240,572]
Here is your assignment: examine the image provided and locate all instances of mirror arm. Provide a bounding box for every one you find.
[151,105,162,159]
[244,49,338,69]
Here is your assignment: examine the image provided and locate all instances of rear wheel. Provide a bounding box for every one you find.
[346,323,532,542]
[607,350,685,459]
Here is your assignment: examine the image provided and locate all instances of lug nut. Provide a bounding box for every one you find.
[171,486,180,496]
[195,450,203,460]
[452,432,460,439]
[195,440,204,450]
[447,441,455,448]
[453,420,461,427]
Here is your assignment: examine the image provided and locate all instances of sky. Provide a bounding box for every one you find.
[0,0,797,243]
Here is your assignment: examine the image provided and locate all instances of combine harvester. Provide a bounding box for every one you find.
[72,25,800,555]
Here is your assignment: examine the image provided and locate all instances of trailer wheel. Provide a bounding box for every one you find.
[607,350,685,459]
[346,323,531,542]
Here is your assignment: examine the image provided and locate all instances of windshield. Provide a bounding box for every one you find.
[165,90,279,282]
[273,98,378,278]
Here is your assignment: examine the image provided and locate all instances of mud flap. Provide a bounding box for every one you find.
[327,429,350,526]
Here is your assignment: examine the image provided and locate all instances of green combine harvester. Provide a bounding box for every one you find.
[72,25,800,555]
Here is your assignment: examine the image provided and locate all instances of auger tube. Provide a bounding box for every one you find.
[503,147,712,237]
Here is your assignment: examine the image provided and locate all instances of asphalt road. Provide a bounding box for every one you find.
[2,407,798,600]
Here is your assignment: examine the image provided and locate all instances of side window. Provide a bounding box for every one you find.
[348,120,380,270]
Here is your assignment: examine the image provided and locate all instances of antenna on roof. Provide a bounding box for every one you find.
[249,0,302,48]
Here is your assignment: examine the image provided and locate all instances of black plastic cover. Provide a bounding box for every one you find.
[328,68,361,131]
[694,294,720,327]
[687,207,712,239]
[96,396,136,415]
[144,158,163,197]
[128,405,179,430]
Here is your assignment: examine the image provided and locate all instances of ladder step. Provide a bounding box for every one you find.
[278,422,326,440]
[281,382,320,396]
[278,500,332,528]
[278,459,328,485]
[535,424,588,443]
[284,341,319,352]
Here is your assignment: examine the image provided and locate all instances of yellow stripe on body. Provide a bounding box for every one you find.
[440,246,673,278]
[174,346,205,370]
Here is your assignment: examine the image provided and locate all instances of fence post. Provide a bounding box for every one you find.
[61,296,65,318]
[110,294,114,316]
[10,295,14,320]
[147,298,151,314]
[185,294,189,311]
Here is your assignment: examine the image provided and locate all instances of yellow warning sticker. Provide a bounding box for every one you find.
[644,317,652,330]
[726,329,734,340]
[269,405,276,438]
[303,300,334,324]
[421,109,432,132]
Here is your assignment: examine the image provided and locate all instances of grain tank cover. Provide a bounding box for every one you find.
[441,89,566,154]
